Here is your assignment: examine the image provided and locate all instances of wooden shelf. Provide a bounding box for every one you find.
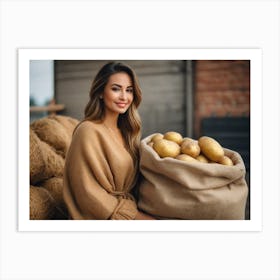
[30,104,65,113]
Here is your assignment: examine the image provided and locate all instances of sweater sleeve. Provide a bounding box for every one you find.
[63,122,138,220]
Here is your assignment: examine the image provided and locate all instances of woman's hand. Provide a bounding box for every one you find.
[135,211,156,220]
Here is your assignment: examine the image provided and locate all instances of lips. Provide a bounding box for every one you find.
[115,102,128,108]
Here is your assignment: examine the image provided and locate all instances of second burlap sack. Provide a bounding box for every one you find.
[137,134,248,220]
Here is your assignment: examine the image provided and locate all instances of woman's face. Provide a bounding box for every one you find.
[102,72,134,116]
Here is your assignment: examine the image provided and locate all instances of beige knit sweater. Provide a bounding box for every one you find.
[63,120,138,220]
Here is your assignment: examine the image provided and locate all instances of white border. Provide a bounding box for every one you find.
[18,48,262,232]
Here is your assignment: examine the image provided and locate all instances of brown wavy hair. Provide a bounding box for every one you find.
[83,61,142,162]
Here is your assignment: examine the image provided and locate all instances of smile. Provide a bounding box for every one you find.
[115,102,128,108]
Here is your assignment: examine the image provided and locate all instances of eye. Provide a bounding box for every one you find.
[127,88,134,94]
[112,87,120,92]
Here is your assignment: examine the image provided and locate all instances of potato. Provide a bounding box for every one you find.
[218,155,234,166]
[198,136,224,162]
[163,131,183,145]
[196,154,209,163]
[153,139,181,158]
[150,133,163,143]
[176,154,197,163]
[181,137,195,146]
[181,141,200,158]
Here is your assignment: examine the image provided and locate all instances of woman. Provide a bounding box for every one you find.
[63,62,155,220]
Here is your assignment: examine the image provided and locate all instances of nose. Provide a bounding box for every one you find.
[119,90,127,100]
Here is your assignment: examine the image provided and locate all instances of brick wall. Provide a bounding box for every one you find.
[194,60,250,137]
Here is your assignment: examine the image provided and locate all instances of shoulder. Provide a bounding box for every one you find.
[70,120,106,151]
[71,120,109,146]
[74,120,105,137]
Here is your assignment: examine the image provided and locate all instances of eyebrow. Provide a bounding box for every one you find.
[111,83,133,88]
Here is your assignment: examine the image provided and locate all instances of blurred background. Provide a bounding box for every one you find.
[30,60,250,218]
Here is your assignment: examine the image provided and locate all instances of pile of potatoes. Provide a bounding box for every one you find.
[147,131,234,166]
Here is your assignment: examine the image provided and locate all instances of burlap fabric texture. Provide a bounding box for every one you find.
[29,115,79,220]
[137,134,249,220]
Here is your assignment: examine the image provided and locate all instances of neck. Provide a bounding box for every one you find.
[103,111,119,129]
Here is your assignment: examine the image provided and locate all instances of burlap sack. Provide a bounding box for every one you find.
[29,115,79,219]
[49,115,79,138]
[138,134,249,220]
[30,129,47,184]
[30,128,64,185]
[41,177,64,205]
[40,177,69,219]
[31,117,70,158]
[30,186,56,220]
